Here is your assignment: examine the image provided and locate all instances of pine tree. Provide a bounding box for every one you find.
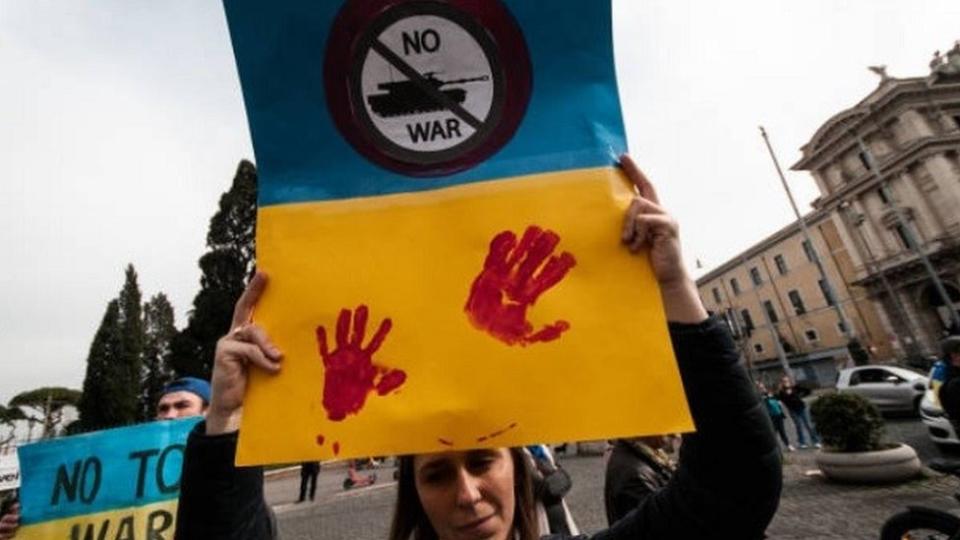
[140,293,177,420]
[170,160,257,378]
[77,300,124,431]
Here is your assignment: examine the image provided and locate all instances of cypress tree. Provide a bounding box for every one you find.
[140,293,177,420]
[77,300,124,431]
[170,160,257,378]
[115,264,144,424]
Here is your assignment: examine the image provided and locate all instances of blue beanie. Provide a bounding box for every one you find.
[162,377,211,405]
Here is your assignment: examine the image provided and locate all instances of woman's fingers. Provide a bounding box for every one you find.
[627,214,679,253]
[231,272,269,329]
[620,154,660,205]
[622,196,671,248]
[235,323,283,361]
[621,198,641,243]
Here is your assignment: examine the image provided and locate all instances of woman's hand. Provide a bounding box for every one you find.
[619,155,708,324]
[206,272,283,435]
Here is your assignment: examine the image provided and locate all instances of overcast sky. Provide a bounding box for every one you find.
[1,1,957,404]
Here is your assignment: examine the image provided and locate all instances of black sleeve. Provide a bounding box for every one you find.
[609,475,657,526]
[174,422,276,540]
[591,317,782,540]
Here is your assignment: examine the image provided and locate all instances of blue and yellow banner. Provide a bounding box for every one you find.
[16,419,198,539]
[224,0,693,464]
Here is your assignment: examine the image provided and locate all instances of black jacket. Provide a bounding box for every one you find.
[603,439,673,526]
[175,317,781,540]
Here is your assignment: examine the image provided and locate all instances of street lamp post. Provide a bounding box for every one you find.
[759,126,858,350]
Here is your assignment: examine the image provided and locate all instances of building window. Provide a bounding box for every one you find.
[953,115,960,130]
[788,290,806,315]
[837,321,848,335]
[802,240,816,263]
[763,300,778,323]
[774,254,788,275]
[804,329,820,343]
[858,151,871,170]
[712,287,721,304]
[730,278,741,296]
[754,343,764,354]
[741,309,754,332]
[877,188,889,205]
[893,223,912,249]
[818,279,836,306]
[723,308,740,338]
[750,267,763,286]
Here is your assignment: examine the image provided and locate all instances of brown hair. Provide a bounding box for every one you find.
[388,448,539,540]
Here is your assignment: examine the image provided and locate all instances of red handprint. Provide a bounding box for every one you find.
[316,305,407,421]
[465,225,577,346]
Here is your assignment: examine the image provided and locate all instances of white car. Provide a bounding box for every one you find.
[835,365,928,413]
[919,366,960,447]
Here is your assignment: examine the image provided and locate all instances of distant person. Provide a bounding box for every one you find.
[604,436,675,525]
[777,376,820,449]
[156,377,211,420]
[0,377,215,540]
[936,337,960,430]
[758,382,793,452]
[297,461,320,503]
[525,444,579,535]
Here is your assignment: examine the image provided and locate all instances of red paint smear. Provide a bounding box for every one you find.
[465,226,575,346]
[333,442,340,456]
[316,305,408,421]
[316,435,325,446]
[438,438,454,447]
[476,422,518,443]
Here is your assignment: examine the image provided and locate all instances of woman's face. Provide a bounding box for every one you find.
[413,448,516,540]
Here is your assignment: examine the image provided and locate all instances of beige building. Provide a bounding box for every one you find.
[793,41,960,356]
[698,211,894,387]
[698,40,960,386]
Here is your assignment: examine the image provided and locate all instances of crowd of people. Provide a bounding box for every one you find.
[4,153,960,540]
[172,155,783,540]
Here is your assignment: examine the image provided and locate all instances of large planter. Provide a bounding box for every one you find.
[816,443,921,484]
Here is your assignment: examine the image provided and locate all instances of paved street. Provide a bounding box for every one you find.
[266,417,960,540]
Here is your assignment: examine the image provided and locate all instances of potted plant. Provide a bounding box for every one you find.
[810,392,920,483]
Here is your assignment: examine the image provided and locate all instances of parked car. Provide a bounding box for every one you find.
[835,365,928,414]
[919,365,960,447]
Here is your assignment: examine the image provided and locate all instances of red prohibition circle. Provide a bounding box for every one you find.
[324,0,532,177]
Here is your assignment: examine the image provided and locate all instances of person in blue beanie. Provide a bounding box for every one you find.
[157,377,211,420]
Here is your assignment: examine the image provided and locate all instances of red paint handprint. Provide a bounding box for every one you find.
[316,305,407,421]
[465,225,576,346]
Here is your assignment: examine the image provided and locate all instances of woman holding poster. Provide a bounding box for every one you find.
[175,156,782,539]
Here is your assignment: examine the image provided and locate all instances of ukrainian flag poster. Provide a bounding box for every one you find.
[223,0,694,464]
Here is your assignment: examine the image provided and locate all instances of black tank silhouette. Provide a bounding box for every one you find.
[366,72,490,118]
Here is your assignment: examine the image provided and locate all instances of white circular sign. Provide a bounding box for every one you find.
[359,14,496,154]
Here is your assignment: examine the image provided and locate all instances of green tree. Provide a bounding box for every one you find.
[114,264,144,424]
[140,293,177,420]
[76,295,137,431]
[171,160,257,378]
[9,387,81,440]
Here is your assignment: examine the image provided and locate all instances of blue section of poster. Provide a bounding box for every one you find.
[17,418,200,524]
[222,0,627,205]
